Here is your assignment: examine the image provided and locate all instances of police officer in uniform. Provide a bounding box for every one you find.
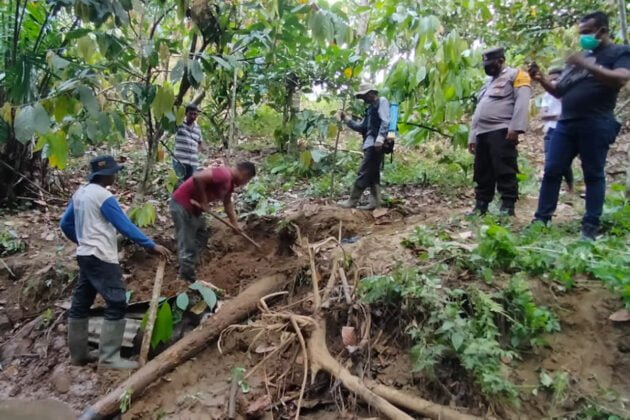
[468,47,532,216]
[339,84,390,210]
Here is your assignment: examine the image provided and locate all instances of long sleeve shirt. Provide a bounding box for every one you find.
[468,67,532,144]
[347,97,391,150]
[60,183,155,264]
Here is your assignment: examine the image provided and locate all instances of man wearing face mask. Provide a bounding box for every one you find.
[468,47,532,216]
[529,11,630,240]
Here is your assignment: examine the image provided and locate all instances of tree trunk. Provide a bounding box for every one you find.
[0,135,44,204]
[137,130,159,201]
[79,273,289,420]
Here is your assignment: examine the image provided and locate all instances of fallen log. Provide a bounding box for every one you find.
[79,273,289,420]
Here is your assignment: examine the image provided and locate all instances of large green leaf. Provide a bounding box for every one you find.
[190,59,205,85]
[189,282,217,309]
[151,302,174,349]
[14,104,50,143]
[77,35,96,61]
[32,103,51,135]
[151,85,174,120]
[78,86,100,115]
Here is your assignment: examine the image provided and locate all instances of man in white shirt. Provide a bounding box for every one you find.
[539,68,573,193]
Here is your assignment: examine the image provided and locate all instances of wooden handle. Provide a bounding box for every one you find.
[190,199,263,251]
[139,258,166,366]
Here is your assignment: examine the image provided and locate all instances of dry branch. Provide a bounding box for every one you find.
[79,273,289,420]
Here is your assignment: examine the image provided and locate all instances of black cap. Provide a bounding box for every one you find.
[88,155,124,182]
[482,47,505,62]
[185,103,201,112]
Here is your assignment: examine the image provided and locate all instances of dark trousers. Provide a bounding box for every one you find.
[173,159,196,185]
[355,146,384,190]
[473,128,518,204]
[69,255,126,321]
[544,128,573,187]
[535,117,620,227]
[170,199,209,282]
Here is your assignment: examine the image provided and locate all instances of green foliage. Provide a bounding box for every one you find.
[128,202,157,228]
[118,388,133,414]
[176,292,190,311]
[359,267,558,402]
[151,301,173,349]
[230,367,251,394]
[237,105,283,139]
[0,229,26,256]
[189,282,217,310]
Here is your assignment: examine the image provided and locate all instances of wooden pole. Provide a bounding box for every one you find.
[79,274,289,420]
[190,199,262,251]
[138,258,166,366]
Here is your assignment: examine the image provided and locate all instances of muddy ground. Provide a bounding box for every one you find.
[0,129,629,419]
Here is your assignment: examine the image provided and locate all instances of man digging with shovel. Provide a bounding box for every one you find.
[170,162,256,286]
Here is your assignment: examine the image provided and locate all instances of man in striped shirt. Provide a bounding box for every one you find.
[173,103,203,183]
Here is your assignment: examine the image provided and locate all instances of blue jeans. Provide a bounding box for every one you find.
[172,159,196,184]
[69,256,126,321]
[543,128,573,188]
[535,117,620,227]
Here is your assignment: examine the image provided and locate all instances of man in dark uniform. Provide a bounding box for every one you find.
[530,11,630,239]
[468,47,532,216]
[338,84,390,210]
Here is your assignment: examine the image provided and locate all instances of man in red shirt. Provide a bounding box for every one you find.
[170,162,256,283]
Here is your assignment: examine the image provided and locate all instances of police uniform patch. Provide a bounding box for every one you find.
[513,69,531,88]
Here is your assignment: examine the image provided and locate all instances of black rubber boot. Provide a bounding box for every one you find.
[466,200,488,216]
[581,223,599,241]
[99,319,138,370]
[499,201,515,217]
[68,318,98,366]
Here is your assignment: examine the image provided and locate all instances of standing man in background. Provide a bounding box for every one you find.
[60,156,170,369]
[338,84,390,210]
[173,103,203,184]
[530,11,630,239]
[539,68,573,193]
[468,47,532,217]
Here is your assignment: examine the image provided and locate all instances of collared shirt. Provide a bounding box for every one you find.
[468,67,532,144]
[347,97,391,150]
[174,121,202,166]
[540,92,562,132]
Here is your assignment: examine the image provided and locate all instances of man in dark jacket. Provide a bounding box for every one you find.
[339,84,390,210]
[529,11,630,239]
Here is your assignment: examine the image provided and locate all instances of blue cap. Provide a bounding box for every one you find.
[88,155,124,181]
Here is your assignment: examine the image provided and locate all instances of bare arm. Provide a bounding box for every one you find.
[223,195,239,227]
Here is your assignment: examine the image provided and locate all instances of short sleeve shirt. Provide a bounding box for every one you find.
[558,44,630,120]
[172,167,234,215]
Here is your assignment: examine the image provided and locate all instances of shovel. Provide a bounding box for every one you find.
[190,199,263,251]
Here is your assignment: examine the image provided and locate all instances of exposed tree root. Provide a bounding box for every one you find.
[306,317,414,420]
[365,379,481,420]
